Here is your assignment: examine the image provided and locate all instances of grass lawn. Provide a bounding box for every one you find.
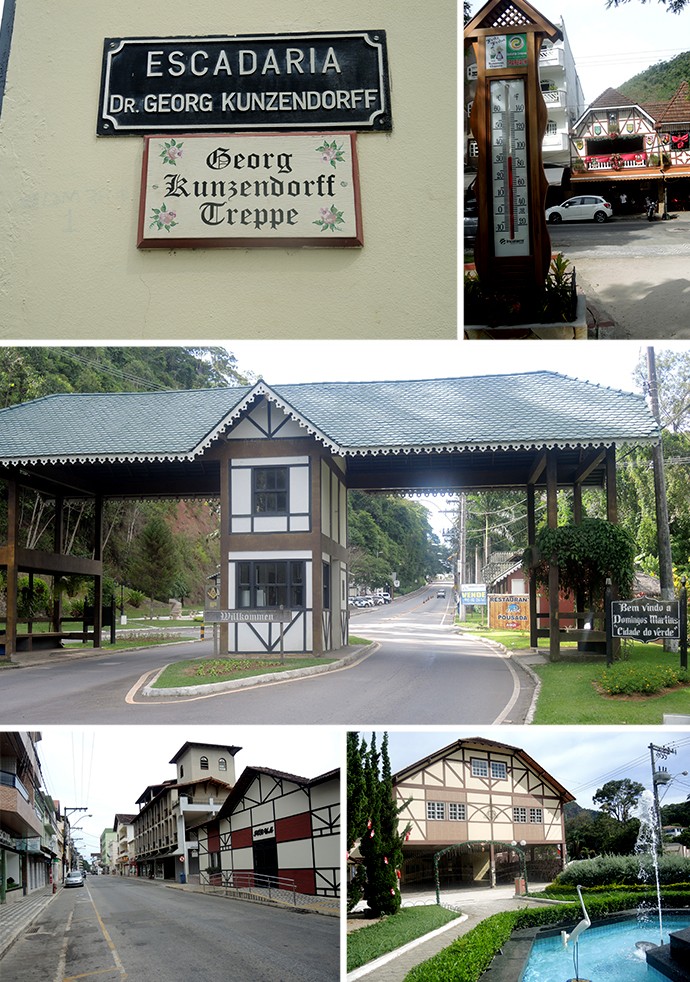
[347,906,462,972]
[152,655,338,688]
[458,623,690,724]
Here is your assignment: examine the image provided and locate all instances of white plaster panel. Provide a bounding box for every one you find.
[278,840,311,867]
[232,847,254,868]
[232,456,309,468]
[290,515,309,531]
[274,788,308,819]
[231,517,252,533]
[252,802,275,825]
[321,460,330,538]
[230,468,252,513]
[253,516,288,533]
[290,466,310,512]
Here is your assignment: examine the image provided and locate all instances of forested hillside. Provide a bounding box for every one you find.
[619,50,690,103]
[1,347,443,606]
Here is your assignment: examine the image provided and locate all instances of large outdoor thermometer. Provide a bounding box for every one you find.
[490,78,530,256]
[464,0,561,296]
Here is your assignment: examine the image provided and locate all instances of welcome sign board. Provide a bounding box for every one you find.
[137,131,363,247]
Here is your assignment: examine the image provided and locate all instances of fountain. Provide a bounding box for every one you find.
[635,787,690,981]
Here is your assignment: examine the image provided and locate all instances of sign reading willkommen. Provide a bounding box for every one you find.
[98,32,391,135]
[137,132,363,248]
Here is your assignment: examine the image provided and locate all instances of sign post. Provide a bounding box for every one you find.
[464,0,561,302]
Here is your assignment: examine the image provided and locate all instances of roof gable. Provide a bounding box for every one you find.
[465,0,561,40]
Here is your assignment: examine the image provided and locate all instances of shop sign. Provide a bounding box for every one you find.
[610,598,680,642]
[138,132,363,248]
[98,32,391,135]
[253,823,276,840]
[488,594,530,630]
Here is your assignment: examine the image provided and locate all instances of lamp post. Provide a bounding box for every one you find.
[61,807,89,882]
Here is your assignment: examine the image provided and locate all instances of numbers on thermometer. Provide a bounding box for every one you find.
[489,78,530,257]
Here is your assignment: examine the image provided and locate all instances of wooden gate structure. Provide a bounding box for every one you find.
[0,372,659,658]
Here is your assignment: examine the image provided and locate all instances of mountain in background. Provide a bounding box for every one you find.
[618,50,690,104]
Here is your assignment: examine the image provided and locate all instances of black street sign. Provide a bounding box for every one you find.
[204,608,292,623]
[97,32,391,135]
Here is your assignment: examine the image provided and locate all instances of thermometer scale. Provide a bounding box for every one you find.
[489,78,530,256]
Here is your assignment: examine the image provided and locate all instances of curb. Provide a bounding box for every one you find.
[456,632,543,724]
[141,643,378,697]
[346,912,469,981]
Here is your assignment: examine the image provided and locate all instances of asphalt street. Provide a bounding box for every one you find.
[0,875,338,982]
[547,212,690,338]
[0,588,538,725]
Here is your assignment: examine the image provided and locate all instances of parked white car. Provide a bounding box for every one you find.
[546,195,612,224]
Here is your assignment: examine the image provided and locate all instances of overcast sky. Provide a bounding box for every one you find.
[32,726,340,861]
[227,339,687,394]
[362,725,690,811]
[468,0,690,108]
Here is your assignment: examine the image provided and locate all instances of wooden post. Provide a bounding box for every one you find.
[5,475,19,658]
[546,450,559,659]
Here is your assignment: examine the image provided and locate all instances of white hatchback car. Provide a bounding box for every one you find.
[546,195,613,224]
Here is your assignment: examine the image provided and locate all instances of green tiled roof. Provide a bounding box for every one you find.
[0,372,658,464]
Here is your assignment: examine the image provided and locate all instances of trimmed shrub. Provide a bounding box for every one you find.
[598,662,689,696]
[555,854,690,887]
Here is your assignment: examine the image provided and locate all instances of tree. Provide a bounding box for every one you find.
[350,732,410,917]
[127,515,180,609]
[592,778,646,823]
[606,0,687,12]
[346,732,367,911]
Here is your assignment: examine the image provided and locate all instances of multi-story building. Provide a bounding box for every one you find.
[113,814,137,876]
[194,765,340,898]
[132,742,239,882]
[392,737,574,890]
[0,732,60,902]
[99,828,117,872]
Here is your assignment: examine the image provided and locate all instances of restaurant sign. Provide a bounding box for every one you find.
[488,594,530,630]
[137,132,363,247]
[98,32,391,135]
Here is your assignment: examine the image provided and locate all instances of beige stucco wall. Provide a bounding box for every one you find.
[0,1,456,340]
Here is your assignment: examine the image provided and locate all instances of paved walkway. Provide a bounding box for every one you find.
[0,885,58,958]
[347,884,551,982]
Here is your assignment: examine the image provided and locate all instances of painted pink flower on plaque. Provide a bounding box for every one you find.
[313,205,345,232]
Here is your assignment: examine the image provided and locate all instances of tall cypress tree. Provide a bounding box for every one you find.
[346,732,367,911]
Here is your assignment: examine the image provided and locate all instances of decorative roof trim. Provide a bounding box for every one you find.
[1,436,657,470]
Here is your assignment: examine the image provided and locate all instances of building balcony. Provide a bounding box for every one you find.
[542,89,566,109]
[539,47,565,68]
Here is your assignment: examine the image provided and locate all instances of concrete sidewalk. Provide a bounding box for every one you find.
[347,884,551,982]
[0,885,58,959]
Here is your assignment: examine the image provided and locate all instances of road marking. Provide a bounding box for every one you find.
[63,887,128,980]
[54,910,73,982]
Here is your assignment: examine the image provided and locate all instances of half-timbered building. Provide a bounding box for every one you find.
[569,83,690,212]
[0,373,658,661]
[392,736,574,889]
[193,765,339,898]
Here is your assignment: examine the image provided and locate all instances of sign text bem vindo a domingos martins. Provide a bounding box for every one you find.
[97,32,391,134]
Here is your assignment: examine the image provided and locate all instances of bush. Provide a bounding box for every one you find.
[598,662,689,696]
[126,589,145,608]
[555,853,690,887]
[17,576,51,618]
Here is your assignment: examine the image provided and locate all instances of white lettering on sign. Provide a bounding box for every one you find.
[146,47,342,78]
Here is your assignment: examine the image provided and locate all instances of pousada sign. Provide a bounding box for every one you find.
[137,131,363,248]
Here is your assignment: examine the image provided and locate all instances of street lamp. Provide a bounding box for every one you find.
[62,807,90,881]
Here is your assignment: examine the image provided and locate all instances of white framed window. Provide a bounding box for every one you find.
[513,806,527,823]
[529,808,543,824]
[427,801,445,820]
[471,758,488,777]
[448,803,467,821]
[491,761,507,780]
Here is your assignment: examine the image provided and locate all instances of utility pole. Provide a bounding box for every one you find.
[646,347,676,651]
[649,743,676,854]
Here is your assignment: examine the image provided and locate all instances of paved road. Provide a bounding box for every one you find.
[0,875,338,982]
[0,587,536,725]
[548,213,690,338]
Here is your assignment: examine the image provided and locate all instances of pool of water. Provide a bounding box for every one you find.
[520,914,690,982]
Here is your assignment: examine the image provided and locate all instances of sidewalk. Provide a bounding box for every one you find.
[347,884,550,982]
[0,885,58,958]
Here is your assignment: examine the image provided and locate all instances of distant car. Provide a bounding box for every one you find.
[437,590,446,598]
[546,195,612,224]
[65,871,84,888]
